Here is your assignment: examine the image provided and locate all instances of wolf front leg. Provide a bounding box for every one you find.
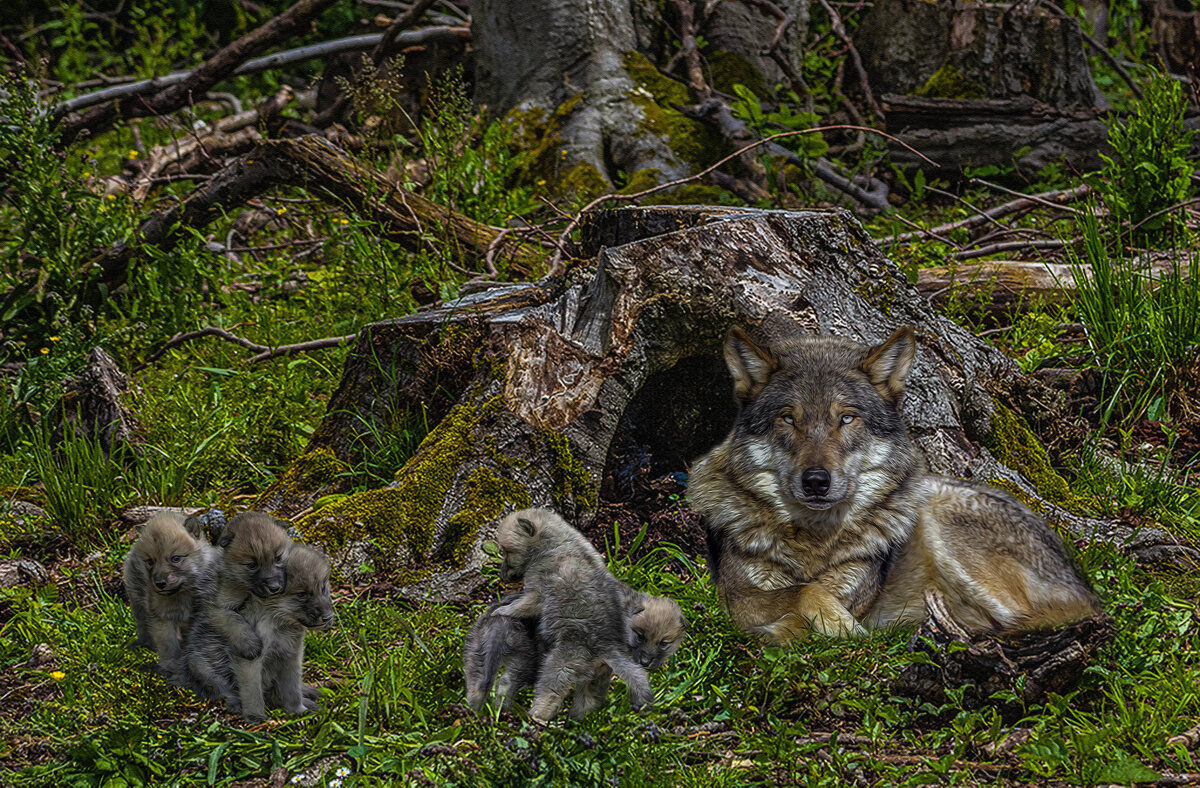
[722,579,866,643]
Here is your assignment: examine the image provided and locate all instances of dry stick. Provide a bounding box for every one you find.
[970,177,1082,214]
[134,327,358,372]
[672,0,710,98]
[57,0,341,146]
[885,184,1092,244]
[546,124,936,275]
[956,238,1066,261]
[815,0,881,119]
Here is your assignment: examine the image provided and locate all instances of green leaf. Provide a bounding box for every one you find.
[1094,759,1160,783]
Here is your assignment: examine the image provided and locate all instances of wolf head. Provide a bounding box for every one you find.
[495,508,593,583]
[276,544,336,629]
[217,511,291,598]
[629,595,687,670]
[133,512,208,595]
[723,326,920,513]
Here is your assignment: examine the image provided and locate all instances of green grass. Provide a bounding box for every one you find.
[2,534,1199,786]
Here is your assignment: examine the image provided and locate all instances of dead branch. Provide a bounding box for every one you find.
[134,326,359,372]
[671,0,710,98]
[815,0,881,118]
[956,238,1066,260]
[53,29,469,124]
[884,184,1091,244]
[89,136,539,292]
[57,0,340,146]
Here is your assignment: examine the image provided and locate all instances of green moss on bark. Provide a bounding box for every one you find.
[434,468,531,565]
[983,404,1090,515]
[543,430,597,509]
[622,51,726,169]
[914,64,986,100]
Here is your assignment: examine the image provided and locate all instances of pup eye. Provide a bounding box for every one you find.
[659,641,669,648]
[144,557,154,566]
[839,414,856,425]
[275,553,283,563]
[246,560,258,570]
[170,555,183,564]
[297,592,310,601]
[781,414,794,425]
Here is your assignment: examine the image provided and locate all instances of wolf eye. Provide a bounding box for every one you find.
[246,560,258,570]
[144,557,154,566]
[170,554,183,564]
[296,592,310,601]
[839,414,856,426]
[781,414,794,425]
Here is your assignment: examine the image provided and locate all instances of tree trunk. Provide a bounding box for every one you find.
[280,206,1196,600]
[471,0,809,190]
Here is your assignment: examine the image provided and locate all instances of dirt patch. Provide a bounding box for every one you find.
[584,474,706,575]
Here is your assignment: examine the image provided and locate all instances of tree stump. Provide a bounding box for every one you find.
[281,206,1197,599]
[53,347,140,458]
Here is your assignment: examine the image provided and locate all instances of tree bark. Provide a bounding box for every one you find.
[288,205,1197,600]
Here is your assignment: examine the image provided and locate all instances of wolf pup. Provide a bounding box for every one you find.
[123,512,219,676]
[690,325,1100,643]
[491,508,654,723]
[184,511,292,720]
[463,592,543,713]
[568,590,687,720]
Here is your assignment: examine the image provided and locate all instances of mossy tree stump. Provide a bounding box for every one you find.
[290,206,1196,599]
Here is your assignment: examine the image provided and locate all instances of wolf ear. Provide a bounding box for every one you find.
[724,327,778,403]
[517,517,537,537]
[862,327,917,403]
[183,515,205,541]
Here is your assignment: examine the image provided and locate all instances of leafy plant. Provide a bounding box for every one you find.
[729,84,829,162]
[1088,69,1194,240]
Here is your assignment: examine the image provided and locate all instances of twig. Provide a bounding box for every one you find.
[970,178,1081,214]
[547,123,935,275]
[815,0,881,118]
[52,28,469,119]
[885,184,1091,244]
[1128,196,1200,233]
[956,239,1066,261]
[926,185,1012,235]
[134,327,358,372]
[888,212,958,246]
[671,0,710,98]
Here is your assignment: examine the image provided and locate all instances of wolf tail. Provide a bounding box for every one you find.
[704,518,724,584]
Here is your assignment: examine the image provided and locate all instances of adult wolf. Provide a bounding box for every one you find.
[689,325,1100,643]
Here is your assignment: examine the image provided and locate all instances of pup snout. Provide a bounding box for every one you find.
[639,655,652,668]
[801,467,831,497]
[154,578,167,589]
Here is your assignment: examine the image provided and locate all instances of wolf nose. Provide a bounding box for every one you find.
[154,579,167,589]
[322,612,336,623]
[639,656,652,667]
[266,581,282,593]
[801,467,831,497]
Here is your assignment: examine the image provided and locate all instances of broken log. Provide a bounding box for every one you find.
[272,205,1196,599]
[896,589,1115,720]
[89,135,539,292]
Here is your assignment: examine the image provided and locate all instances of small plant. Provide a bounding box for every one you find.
[1088,69,1195,241]
[1065,205,1200,426]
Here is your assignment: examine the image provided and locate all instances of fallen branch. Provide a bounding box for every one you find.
[956,238,1066,260]
[883,184,1092,244]
[57,0,340,146]
[90,136,539,292]
[134,326,359,372]
[815,0,881,118]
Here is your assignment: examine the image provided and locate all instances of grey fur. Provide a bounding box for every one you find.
[463,592,543,713]
[183,511,293,721]
[491,508,654,723]
[122,512,219,678]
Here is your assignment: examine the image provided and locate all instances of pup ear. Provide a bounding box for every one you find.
[861,327,916,403]
[183,515,205,541]
[517,517,536,537]
[724,327,778,403]
[217,532,234,549]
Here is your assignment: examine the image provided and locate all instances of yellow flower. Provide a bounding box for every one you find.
[276,207,287,216]
[128,149,139,159]
[536,179,546,186]
[106,194,117,201]
[50,671,65,680]
[561,149,568,159]
[50,336,61,342]
[39,347,49,355]
[338,218,349,225]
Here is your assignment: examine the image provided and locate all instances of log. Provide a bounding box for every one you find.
[52,348,140,458]
[89,136,539,292]
[280,205,1197,599]
[896,589,1115,720]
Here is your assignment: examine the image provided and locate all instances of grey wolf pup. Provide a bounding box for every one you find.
[689,325,1100,643]
[183,511,292,720]
[123,512,219,676]
[491,508,654,723]
[464,587,686,718]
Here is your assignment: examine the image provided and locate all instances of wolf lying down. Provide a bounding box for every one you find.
[690,325,1100,643]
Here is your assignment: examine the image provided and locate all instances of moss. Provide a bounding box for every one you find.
[0,486,47,508]
[504,95,591,191]
[706,50,767,98]
[298,395,505,579]
[622,51,727,168]
[914,63,986,100]
[543,430,597,509]
[252,447,347,514]
[434,468,531,565]
[618,168,665,195]
[560,162,610,201]
[982,404,1089,514]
